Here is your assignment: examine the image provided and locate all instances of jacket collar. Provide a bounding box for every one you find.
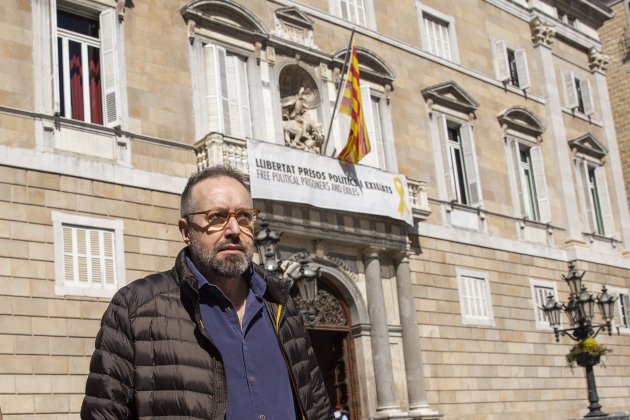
[176,247,292,305]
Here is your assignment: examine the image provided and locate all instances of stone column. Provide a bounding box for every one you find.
[393,252,441,419]
[529,17,584,243]
[588,48,630,251]
[363,248,401,415]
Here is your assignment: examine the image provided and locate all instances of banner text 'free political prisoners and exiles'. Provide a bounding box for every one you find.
[247,139,413,225]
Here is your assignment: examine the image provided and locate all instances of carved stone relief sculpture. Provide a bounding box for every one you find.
[280,66,324,153]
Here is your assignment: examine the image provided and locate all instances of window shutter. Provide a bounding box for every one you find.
[613,292,623,325]
[225,55,240,136]
[461,124,481,206]
[103,230,115,286]
[515,49,531,90]
[510,137,526,217]
[594,166,614,236]
[580,78,594,115]
[217,48,230,134]
[63,226,74,283]
[236,57,252,138]
[204,44,222,132]
[563,71,578,109]
[89,230,102,286]
[622,294,630,327]
[438,114,456,201]
[358,84,380,168]
[339,0,350,20]
[76,228,88,284]
[530,145,550,222]
[100,9,121,128]
[580,160,595,231]
[50,0,60,115]
[493,40,510,82]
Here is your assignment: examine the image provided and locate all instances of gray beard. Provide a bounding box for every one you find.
[189,239,251,279]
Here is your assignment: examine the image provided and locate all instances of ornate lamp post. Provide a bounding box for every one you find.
[541,262,617,418]
[254,220,321,322]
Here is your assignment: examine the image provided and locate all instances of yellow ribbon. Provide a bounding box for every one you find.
[393,177,410,216]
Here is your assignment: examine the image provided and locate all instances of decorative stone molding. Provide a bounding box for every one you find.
[588,47,609,74]
[530,16,556,47]
[497,106,545,140]
[421,81,480,119]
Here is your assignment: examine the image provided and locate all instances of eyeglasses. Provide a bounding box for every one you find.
[183,208,260,230]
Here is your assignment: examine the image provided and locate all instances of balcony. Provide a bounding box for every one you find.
[193,132,431,222]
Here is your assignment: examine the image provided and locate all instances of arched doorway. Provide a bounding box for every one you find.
[291,277,361,420]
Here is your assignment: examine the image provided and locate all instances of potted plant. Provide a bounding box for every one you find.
[566,337,611,368]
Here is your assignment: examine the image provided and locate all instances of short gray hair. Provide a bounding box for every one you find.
[180,165,249,217]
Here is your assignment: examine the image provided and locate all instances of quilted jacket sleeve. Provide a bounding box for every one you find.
[81,288,135,420]
[282,298,333,420]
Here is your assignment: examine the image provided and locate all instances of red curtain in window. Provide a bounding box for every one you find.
[89,54,103,125]
[69,53,84,121]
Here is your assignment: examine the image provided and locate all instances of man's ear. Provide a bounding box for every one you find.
[179,218,190,245]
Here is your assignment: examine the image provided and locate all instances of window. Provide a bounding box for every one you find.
[457,269,494,326]
[606,287,630,332]
[52,1,121,127]
[417,3,458,62]
[530,279,558,330]
[563,71,594,115]
[355,86,386,169]
[437,115,481,206]
[493,41,530,89]
[423,14,452,60]
[52,212,125,298]
[338,0,366,26]
[509,137,550,222]
[581,162,614,236]
[204,43,253,139]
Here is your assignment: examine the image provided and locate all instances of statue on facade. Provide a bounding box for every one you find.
[281,86,324,153]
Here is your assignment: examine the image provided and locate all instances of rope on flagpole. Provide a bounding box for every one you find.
[322,27,356,156]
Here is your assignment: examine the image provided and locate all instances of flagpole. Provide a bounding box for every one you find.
[322,27,356,156]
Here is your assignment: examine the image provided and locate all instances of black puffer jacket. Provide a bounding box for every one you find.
[81,248,331,419]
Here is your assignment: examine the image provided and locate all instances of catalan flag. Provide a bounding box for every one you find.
[337,43,371,164]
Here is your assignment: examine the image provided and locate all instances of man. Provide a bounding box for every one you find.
[81,165,331,419]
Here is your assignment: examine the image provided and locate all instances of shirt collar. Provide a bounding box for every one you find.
[185,256,266,300]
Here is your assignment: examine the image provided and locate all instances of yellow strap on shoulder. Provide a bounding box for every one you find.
[275,304,283,332]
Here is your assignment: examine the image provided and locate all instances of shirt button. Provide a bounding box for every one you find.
[259,416,265,420]
[250,376,256,383]
[224,307,231,313]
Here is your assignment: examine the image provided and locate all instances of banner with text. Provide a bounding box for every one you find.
[247,139,413,225]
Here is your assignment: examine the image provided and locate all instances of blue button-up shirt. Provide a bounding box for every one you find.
[187,257,296,420]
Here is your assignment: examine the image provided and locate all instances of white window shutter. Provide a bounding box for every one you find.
[581,160,595,231]
[530,145,550,222]
[594,166,614,236]
[217,48,230,134]
[236,57,252,138]
[461,124,481,206]
[563,71,578,109]
[580,78,594,115]
[622,295,630,327]
[339,0,350,20]
[510,137,526,217]
[225,55,240,136]
[515,49,531,90]
[204,44,222,132]
[50,0,60,115]
[438,115,456,201]
[100,9,121,128]
[494,40,510,82]
[358,84,379,168]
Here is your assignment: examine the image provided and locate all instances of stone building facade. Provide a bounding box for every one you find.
[0,0,629,419]
[600,0,630,209]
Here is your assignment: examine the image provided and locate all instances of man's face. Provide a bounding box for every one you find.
[179,176,255,279]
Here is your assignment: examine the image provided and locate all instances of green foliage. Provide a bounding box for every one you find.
[566,337,611,367]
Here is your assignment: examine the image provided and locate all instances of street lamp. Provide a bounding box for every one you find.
[254,219,321,321]
[541,261,617,418]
